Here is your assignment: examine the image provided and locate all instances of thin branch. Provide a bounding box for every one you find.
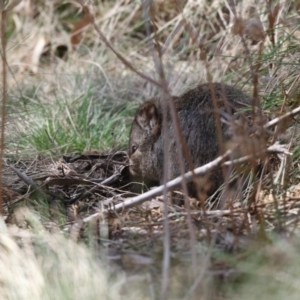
[142,4,172,298]
[112,143,291,213]
[81,140,293,224]
[8,165,42,192]
[83,150,231,223]
[0,5,7,215]
[264,105,300,129]
[76,2,162,88]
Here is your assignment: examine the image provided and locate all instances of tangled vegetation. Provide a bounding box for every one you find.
[1,0,300,299]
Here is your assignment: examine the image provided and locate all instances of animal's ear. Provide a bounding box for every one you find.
[136,101,159,134]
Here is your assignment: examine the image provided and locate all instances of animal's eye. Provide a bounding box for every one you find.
[132,145,137,153]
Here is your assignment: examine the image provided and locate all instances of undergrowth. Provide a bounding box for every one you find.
[16,91,135,154]
[6,73,138,154]
[1,0,300,299]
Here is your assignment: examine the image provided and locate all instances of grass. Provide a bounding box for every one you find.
[0,209,128,300]
[16,90,135,154]
[2,0,300,299]
[6,71,138,155]
[226,237,300,300]
[3,211,300,300]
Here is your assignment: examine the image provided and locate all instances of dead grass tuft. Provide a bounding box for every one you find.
[1,0,300,298]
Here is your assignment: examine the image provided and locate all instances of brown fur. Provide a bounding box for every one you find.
[128,82,252,199]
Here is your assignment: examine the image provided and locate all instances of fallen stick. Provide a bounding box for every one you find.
[264,105,300,129]
[110,151,231,213]
[83,150,231,222]
[110,143,290,213]
[82,141,292,222]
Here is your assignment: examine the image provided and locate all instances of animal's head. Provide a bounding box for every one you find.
[128,99,162,179]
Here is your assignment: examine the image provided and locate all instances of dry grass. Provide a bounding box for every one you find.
[1,0,300,299]
[0,208,128,300]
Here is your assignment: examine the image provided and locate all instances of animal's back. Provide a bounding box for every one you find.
[169,83,252,173]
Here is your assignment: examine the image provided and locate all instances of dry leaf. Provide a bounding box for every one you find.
[3,0,22,12]
[297,2,300,15]
[70,6,93,50]
[12,0,31,15]
[231,17,245,36]
[268,3,280,30]
[30,35,47,74]
[245,17,265,43]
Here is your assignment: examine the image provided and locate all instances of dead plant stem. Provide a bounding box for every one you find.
[0,6,6,215]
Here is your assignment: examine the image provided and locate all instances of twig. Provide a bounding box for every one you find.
[113,142,292,213]
[45,129,60,155]
[76,1,162,88]
[223,143,291,166]
[157,209,244,222]
[0,5,7,214]
[7,164,67,203]
[68,172,123,204]
[8,165,45,195]
[264,105,300,129]
[82,151,228,223]
[82,141,293,223]
[114,150,228,211]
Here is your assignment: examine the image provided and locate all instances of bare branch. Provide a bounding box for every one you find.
[82,150,231,223]
[0,6,7,215]
[264,105,300,129]
[76,2,162,88]
[81,140,293,223]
